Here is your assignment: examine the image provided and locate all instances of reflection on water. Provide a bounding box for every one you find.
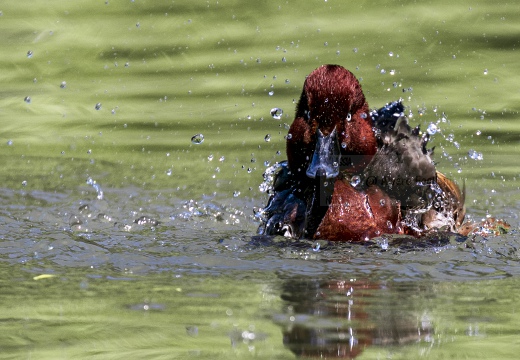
[276,278,433,358]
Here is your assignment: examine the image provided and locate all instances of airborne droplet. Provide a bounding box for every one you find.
[270,107,283,120]
[350,175,361,187]
[191,134,204,144]
[427,123,438,135]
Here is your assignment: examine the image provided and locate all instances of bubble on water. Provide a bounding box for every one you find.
[69,214,83,227]
[7,140,13,146]
[219,156,225,162]
[191,133,204,144]
[427,123,438,135]
[453,141,460,149]
[312,242,321,252]
[27,50,33,58]
[166,169,172,176]
[350,175,361,187]
[468,149,483,161]
[233,190,240,197]
[476,130,481,135]
[264,134,271,142]
[60,81,66,89]
[380,69,386,74]
[270,107,283,120]
[95,103,102,110]
[286,133,292,140]
[379,199,386,206]
[134,216,159,227]
[24,96,31,104]
[207,154,214,161]
[389,69,395,75]
[22,180,27,187]
[483,69,488,75]
[282,57,286,62]
[353,48,358,53]
[268,91,274,96]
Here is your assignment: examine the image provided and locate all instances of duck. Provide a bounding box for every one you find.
[258,64,475,242]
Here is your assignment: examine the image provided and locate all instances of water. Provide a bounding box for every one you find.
[1,0,520,358]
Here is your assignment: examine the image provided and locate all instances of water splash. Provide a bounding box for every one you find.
[86,177,104,200]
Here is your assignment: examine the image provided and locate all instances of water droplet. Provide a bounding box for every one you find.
[7,140,13,146]
[95,103,102,110]
[346,113,352,121]
[24,96,31,104]
[386,220,393,230]
[341,142,347,149]
[483,69,488,75]
[350,175,361,187]
[379,199,386,206]
[191,133,204,144]
[389,51,394,57]
[268,91,274,96]
[380,69,386,74]
[27,50,33,58]
[468,149,483,161]
[233,190,240,197]
[476,130,481,135]
[282,57,286,62]
[353,48,358,53]
[286,133,292,140]
[312,242,321,252]
[389,69,395,75]
[360,113,367,119]
[264,134,271,142]
[208,154,214,161]
[270,107,283,120]
[427,123,438,135]
[59,81,67,89]
[219,156,225,162]
[22,180,27,187]
[166,169,172,176]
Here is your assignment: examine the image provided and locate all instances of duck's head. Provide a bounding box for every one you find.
[286,65,377,180]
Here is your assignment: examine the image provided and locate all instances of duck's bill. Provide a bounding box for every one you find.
[306,127,340,179]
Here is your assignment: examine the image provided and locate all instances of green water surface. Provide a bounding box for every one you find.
[1,0,519,358]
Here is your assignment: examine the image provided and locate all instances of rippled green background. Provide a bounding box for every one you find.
[1,0,519,358]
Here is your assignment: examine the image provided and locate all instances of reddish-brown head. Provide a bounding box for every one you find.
[286,65,377,178]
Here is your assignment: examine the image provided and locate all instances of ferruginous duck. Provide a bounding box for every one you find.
[257,64,483,242]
